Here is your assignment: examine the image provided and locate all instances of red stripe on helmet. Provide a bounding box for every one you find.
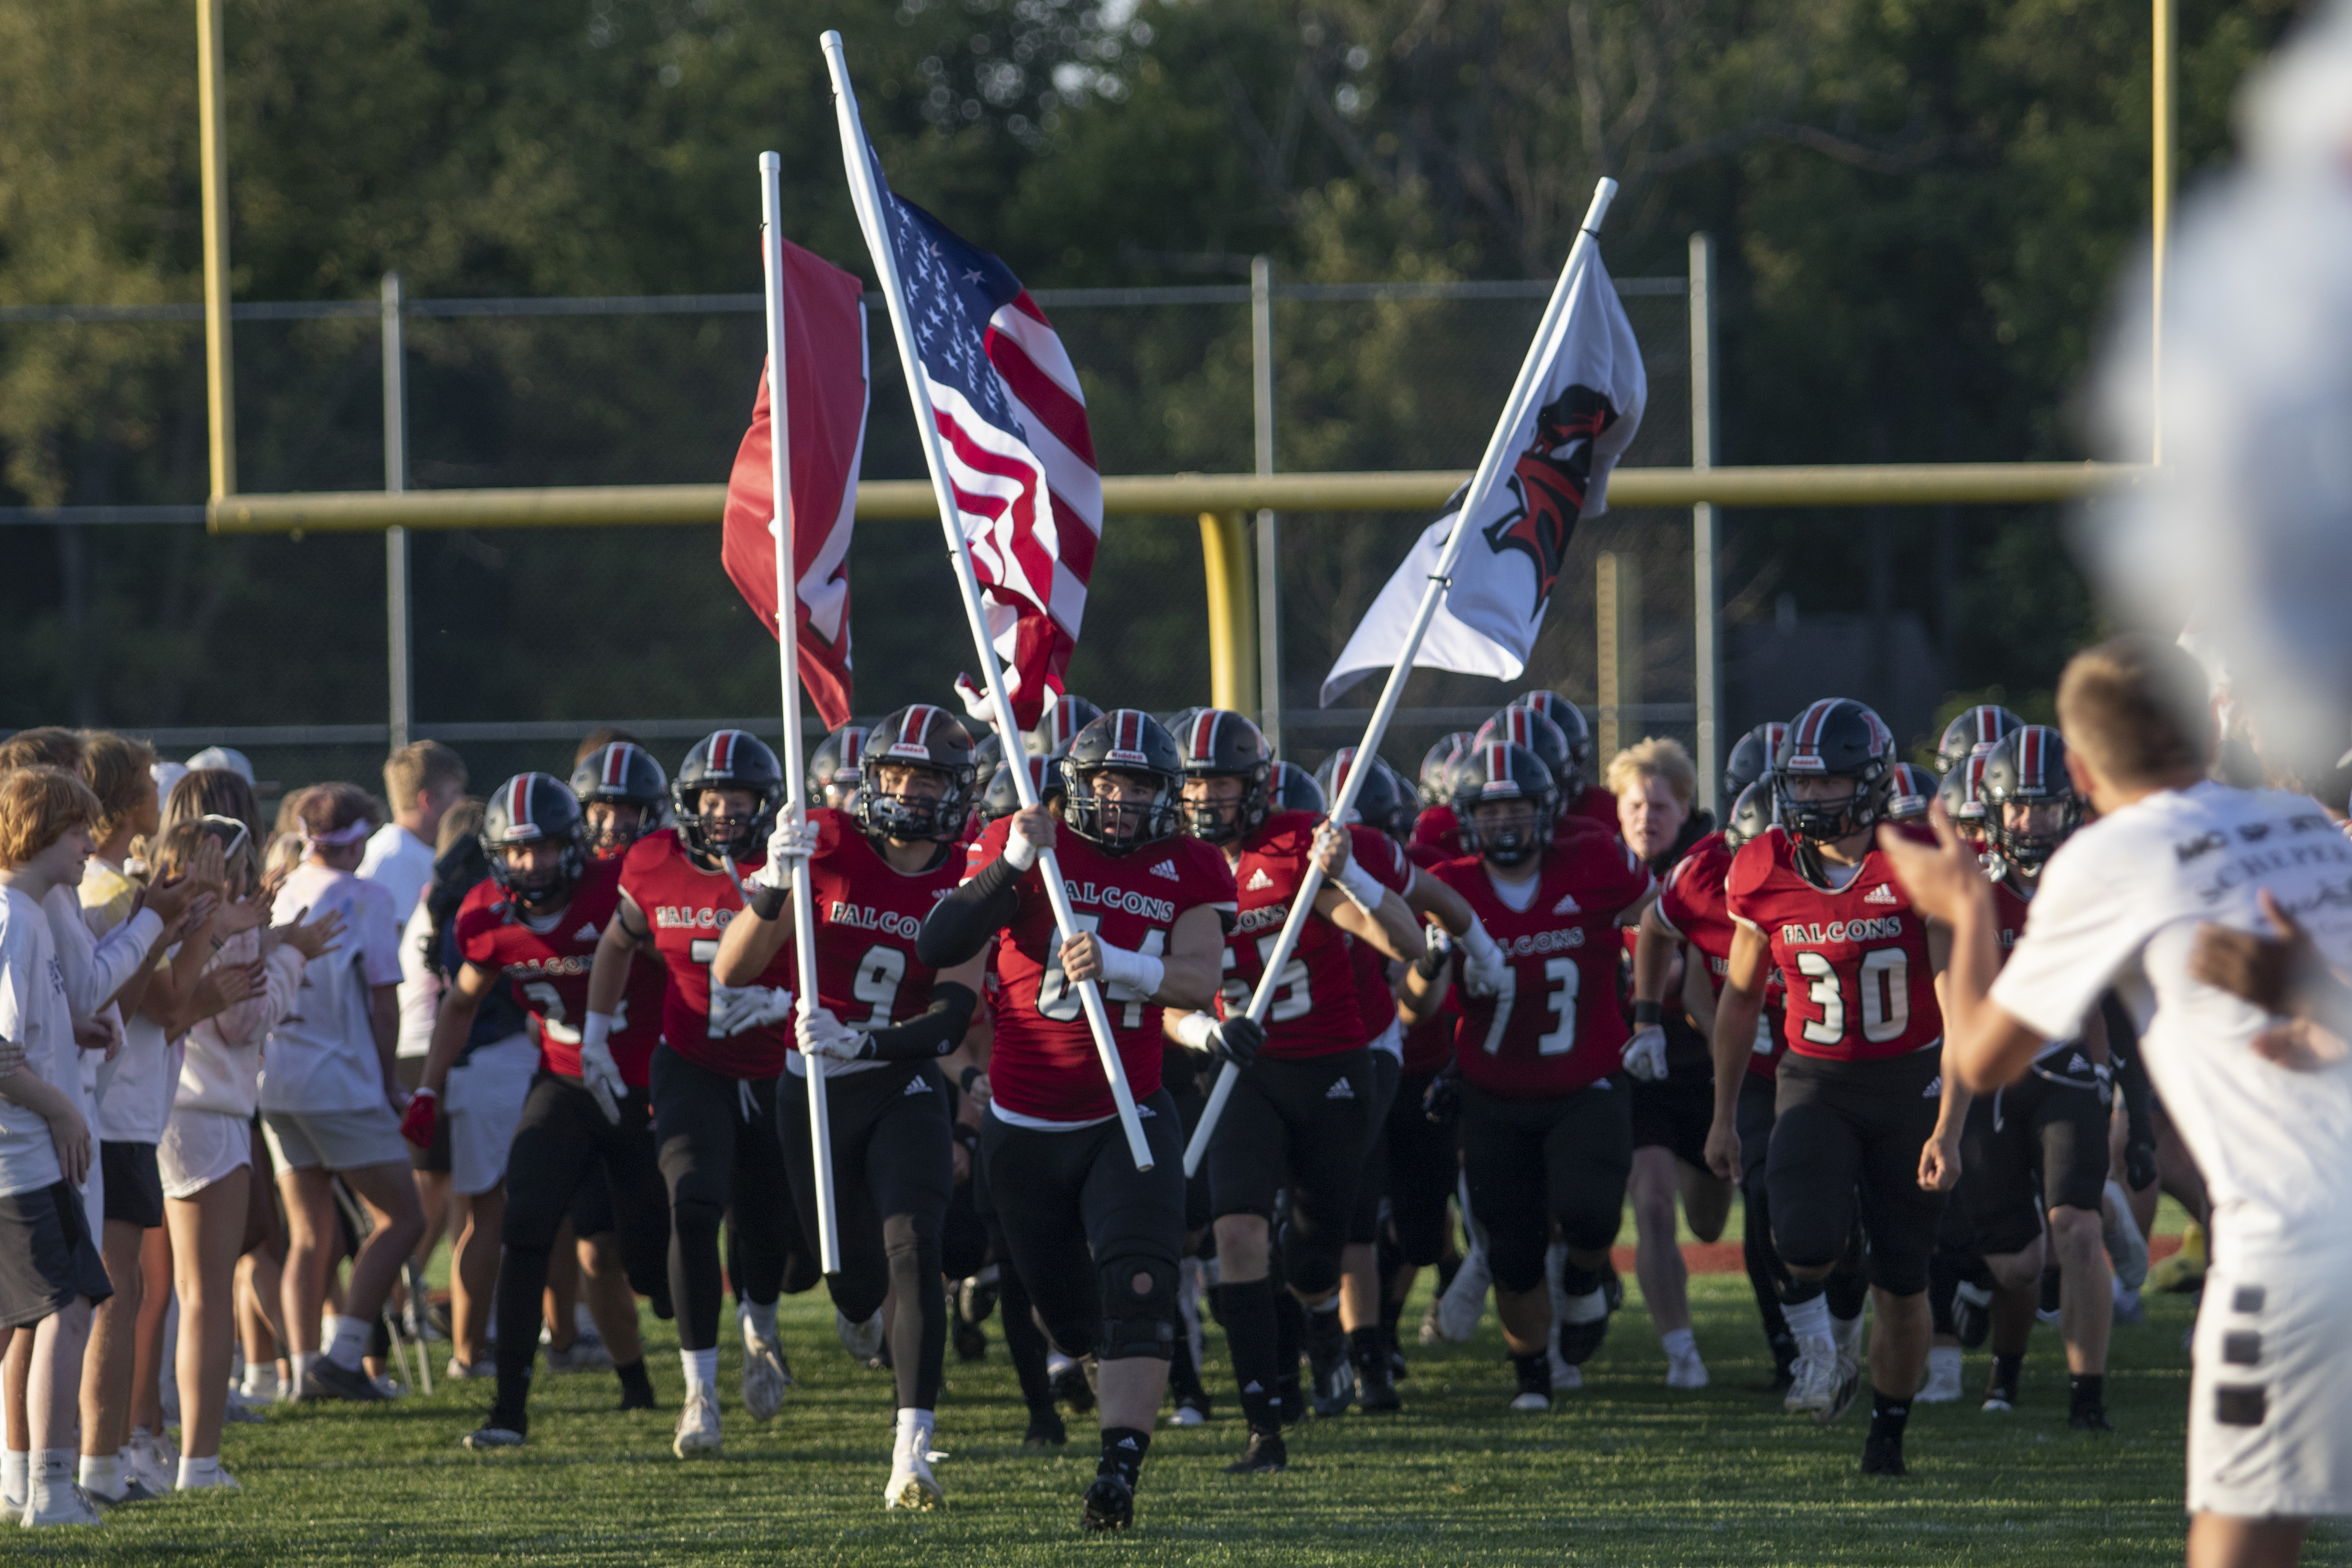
[709,731,735,774]
[2022,726,2043,788]
[603,745,626,788]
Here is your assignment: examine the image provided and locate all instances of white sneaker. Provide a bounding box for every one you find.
[176,1465,241,1492]
[740,1325,793,1422]
[2103,1181,2151,1290]
[1554,1363,1582,1393]
[1831,1308,1865,1367]
[673,1391,722,1457]
[1435,1246,1492,1343]
[1508,1390,1550,1412]
[1785,1336,1839,1414]
[446,1357,496,1380]
[1918,1347,1965,1403]
[2112,1277,2147,1326]
[23,1480,105,1526]
[838,1309,885,1363]
[1666,1346,1710,1389]
[885,1433,944,1511]
[128,1431,180,1496]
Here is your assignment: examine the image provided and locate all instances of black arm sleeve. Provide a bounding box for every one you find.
[915,855,1025,969]
[861,982,980,1062]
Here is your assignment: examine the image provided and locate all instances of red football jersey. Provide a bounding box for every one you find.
[1342,828,1414,1048]
[456,860,666,1086]
[803,808,962,1045]
[618,828,796,1080]
[1726,826,1944,1065]
[1430,821,1654,1098]
[1411,804,1463,864]
[1214,812,1386,1060]
[963,817,1237,1123]
[1567,783,1620,831]
[1655,831,1786,1078]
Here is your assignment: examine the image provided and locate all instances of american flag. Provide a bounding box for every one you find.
[862,142,1102,733]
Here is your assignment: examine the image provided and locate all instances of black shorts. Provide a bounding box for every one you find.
[1767,1048,1945,1296]
[1205,1049,1377,1295]
[1160,1045,1214,1236]
[0,1180,113,1328]
[1347,1049,1403,1245]
[503,1073,668,1294]
[1958,1063,2111,1257]
[979,1089,1186,1361]
[1384,1065,1457,1267]
[776,1060,955,1324]
[1736,1069,1778,1191]
[100,1140,164,1230]
[1459,1078,1632,1293]
[1631,1071,1715,1168]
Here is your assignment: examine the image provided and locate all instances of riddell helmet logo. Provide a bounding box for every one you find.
[1479,384,1618,614]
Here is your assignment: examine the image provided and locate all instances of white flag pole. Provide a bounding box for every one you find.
[1183,177,1620,1178]
[820,31,1154,1172]
[758,152,843,1274]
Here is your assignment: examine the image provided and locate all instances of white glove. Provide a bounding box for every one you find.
[751,817,819,891]
[708,983,793,1039]
[795,1005,867,1064]
[578,1011,625,1125]
[1621,1024,1670,1083]
[1458,919,1510,999]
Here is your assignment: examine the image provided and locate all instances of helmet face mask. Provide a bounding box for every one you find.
[811,725,870,813]
[1771,699,1896,845]
[1980,725,2081,876]
[1449,741,1558,868]
[856,705,976,844]
[1724,779,1779,849]
[671,730,784,864]
[483,773,588,911]
[1061,710,1185,854]
[1175,710,1271,847]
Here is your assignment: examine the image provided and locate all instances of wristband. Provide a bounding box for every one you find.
[1632,1000,1662,1027]
[1171,1010,1218,1051]
[745,882,788,922]
[1005,826,1041,873]
[959,1065,983,1094]
[1097,942,1165,999]
[1335,854,1387,913]
[411,1085,437,1102]
[583,1011,615,1054]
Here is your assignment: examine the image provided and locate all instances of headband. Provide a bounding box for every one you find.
[301,819,373,851]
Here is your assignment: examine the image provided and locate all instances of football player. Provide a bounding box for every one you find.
[1937,755,1993,851]
[1705,699,1965,1477]
[812,725,869,812]
[1722,722,1790,806]
[586,730,808,1459]
[1399,742,1657,1411]
[1417,733,1474,808]
[1886,764,1937,824]
[414,775,671,1452]
[572,741,670,859]
[1028,695,1105,759]
[712,704,989,1509]
[916,710,1235,1533]
[1508,690,1617,828]
[1934,704,2023,776]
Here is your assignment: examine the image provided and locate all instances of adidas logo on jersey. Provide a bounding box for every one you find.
[1552,892,1583,915]
[1325,1078,1355,1100]
[1862,884,1898,906]
[1246,869,1276,891]
[572,922,600,942]
[1150,858,1181,882]
[2067,1053,2091,1075]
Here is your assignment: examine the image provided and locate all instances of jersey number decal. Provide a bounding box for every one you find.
[521,982,626,1047]
[1217,935,1312,1026]
[1476,958,1579,1057]
[1794,948,1909,1047]
[851,944,906,1029]
[1039,915,1168,1029]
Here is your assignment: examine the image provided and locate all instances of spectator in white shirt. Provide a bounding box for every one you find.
[358,742,467,929]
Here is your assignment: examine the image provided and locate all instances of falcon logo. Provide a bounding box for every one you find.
[1477,384,1618,614]
[1246,869,1275,891]
[1150,859,1180,882]
[1862,884,1898,906]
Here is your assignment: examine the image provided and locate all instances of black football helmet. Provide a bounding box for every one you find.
[482,772,588,911]
[981,755,1062,824]
[1026,693,1104,759]
[972,731,1005,775]
[1448,740,1559,868]
[857,704,977,844]
[1510,691,1593,777]
[1158,706,1203,744]
[1372,755,1421,841]
[1723,722,1789,806]
[1980,725,2082,874]
[1936,704,2024,776]
[1314,746,1408,840]
[1060,709,1184,853]
[1937,753,1992,841]
[570,741,670,858]
[1175,708,1272,846]
[1723,779,1778,850]
[1886,763,1937,824]
[1270,761,1327,815]
[1418,731,1474,807]
[673,730,785,862]
[1474,707,1581,798]
[811,725,869,809]
[1772,699,1897,844]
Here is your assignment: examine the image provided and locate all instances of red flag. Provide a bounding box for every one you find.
[722,240,869,729]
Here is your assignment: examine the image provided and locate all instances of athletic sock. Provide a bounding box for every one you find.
[1661,1327,1697,1360]
[76,1453,119,1499]
[739,1297,778,1341]
[1560,1287,1608,1325]
[326,1312,372,1372]
[1217,1279,1282,1432]
[1348,1325,1387,1376]
[1991,1353,2024,1398]
[1784,1293,1832,1345]
[615,1357,654,1407]
[2069,1374,2105,1415]
[240,1363,281,1401]
[1098,1426,1150,1489]
[33,1450,73,1489]
[176,1455,222,1489]
[681,1347,720,1398]
[3,1448,26,1506]
[291,1351,319,1387]
[1927,1344,1963,1383]
[1869,1391,1911,1444]
[1513,1351,1552,1399]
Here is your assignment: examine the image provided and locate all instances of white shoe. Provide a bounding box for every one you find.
[1554,1363,1582,1393]
[885,1435,944,1511]
[2112,1277,2147,1326]
[1831,1309,1865,1367]
[22,1480,105,1526]
[176,1466,241,1492]
[1917,1347,1965,1403]
[740,1325,793,1422]
[1785,1336,1839,1414]
[673,1391,723,1457]
[1165,1403,1207,1428]
[1547,1342,1573,1389]
[1508,1390,1550,1412]
[1435,1246,1491,1343]
[1666,1347,1710,1390]
[2103,1182,2151,1290]
[127,1432,180,1496]
[838,1309,885,1363]
[446,1357,496,1380]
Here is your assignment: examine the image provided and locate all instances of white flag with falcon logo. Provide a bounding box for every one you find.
[1321,249,1646,704]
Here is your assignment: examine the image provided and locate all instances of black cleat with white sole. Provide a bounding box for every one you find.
[1080,1474,1134,1532]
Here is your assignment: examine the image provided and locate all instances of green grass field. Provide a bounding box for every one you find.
[29,1210,2352,1566]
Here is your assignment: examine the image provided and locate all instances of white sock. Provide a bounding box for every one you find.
[241,1363,280,1400]
[1046,1351,1076,1376]
[291,1350,319,1386]
[1784,1294,1832,1344]
[1929,1344,1962,1377]
[894,1406,935,1459]
[177,1455,221,1489]
[1561,1287,1608,1325]
[33,1449,74,1488]
[76,1453,119,1498]
[1661,1328,1697,1359]
[738,1298,778,1341]
[326,1312,372,1371]
[3,1448,26,1505]
[681,1347,719,1397]
[1310,1296,1341,1316]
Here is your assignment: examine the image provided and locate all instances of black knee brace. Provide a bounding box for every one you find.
[1098,1255,1178,1361]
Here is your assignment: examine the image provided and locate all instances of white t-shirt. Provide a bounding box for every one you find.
[1990,781,2352,1265]
[359,823,436,929]
[174,931,305,1120]
[394,899,443,1060]
[83,860,178,1143]
[0,886,71,1196]
[259,862,404,1116]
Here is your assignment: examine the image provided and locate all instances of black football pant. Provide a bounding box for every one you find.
[652,1044,800,1353]
[1459,1078,1632,1295]
[1204,1050,1376,1297]
[1768,1048,1944,1298]
[1385,1065,1457,1269]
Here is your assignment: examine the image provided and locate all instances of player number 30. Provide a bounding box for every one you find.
[1793,948,1909,1047]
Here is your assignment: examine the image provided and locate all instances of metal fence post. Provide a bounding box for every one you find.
[1688,233,1722,813]
[1250,254,1283,753]
[383,271,412,751]
[197,0,235,499]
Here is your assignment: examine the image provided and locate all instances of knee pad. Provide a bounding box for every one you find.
[1277,1218,1344,1299]
[1098,1255,1178,1361]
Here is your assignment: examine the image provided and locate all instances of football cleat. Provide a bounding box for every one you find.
[886,1439,944,1511]
[2069,1403,2114,1432]
[1820,1354,1863,1425]
[1665,1345,1710,1390]
[1023,1408,1068,1447]
[1434,1246,1492,1342]
[1949,1282,1993,1350]
[673,1391,723,1457]
[1917,1348,1964,1404]
[740,1324,794,1421]
[1225,1430,1289,1474]
[1080,1474,1135,1532]
[302,1357,387,1403]
[1049,1356,1097,1416]
[462,1425,527,1452]
[1831,1308,1866,1367]
[1785,1337,1840,1415]
[1306,1313,1355,1417]
[1860,1433,1909,1477]
[838,1308,885,1363]
[1556,1304,1611,1368]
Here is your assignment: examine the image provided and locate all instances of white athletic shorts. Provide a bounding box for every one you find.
[445,1034,537,1197]
[263,1103,408,1175]
[2189,1248,2352,1519]
[158,1108,253,1200]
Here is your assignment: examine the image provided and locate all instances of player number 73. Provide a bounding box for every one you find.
[1477,958,1579,1057]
